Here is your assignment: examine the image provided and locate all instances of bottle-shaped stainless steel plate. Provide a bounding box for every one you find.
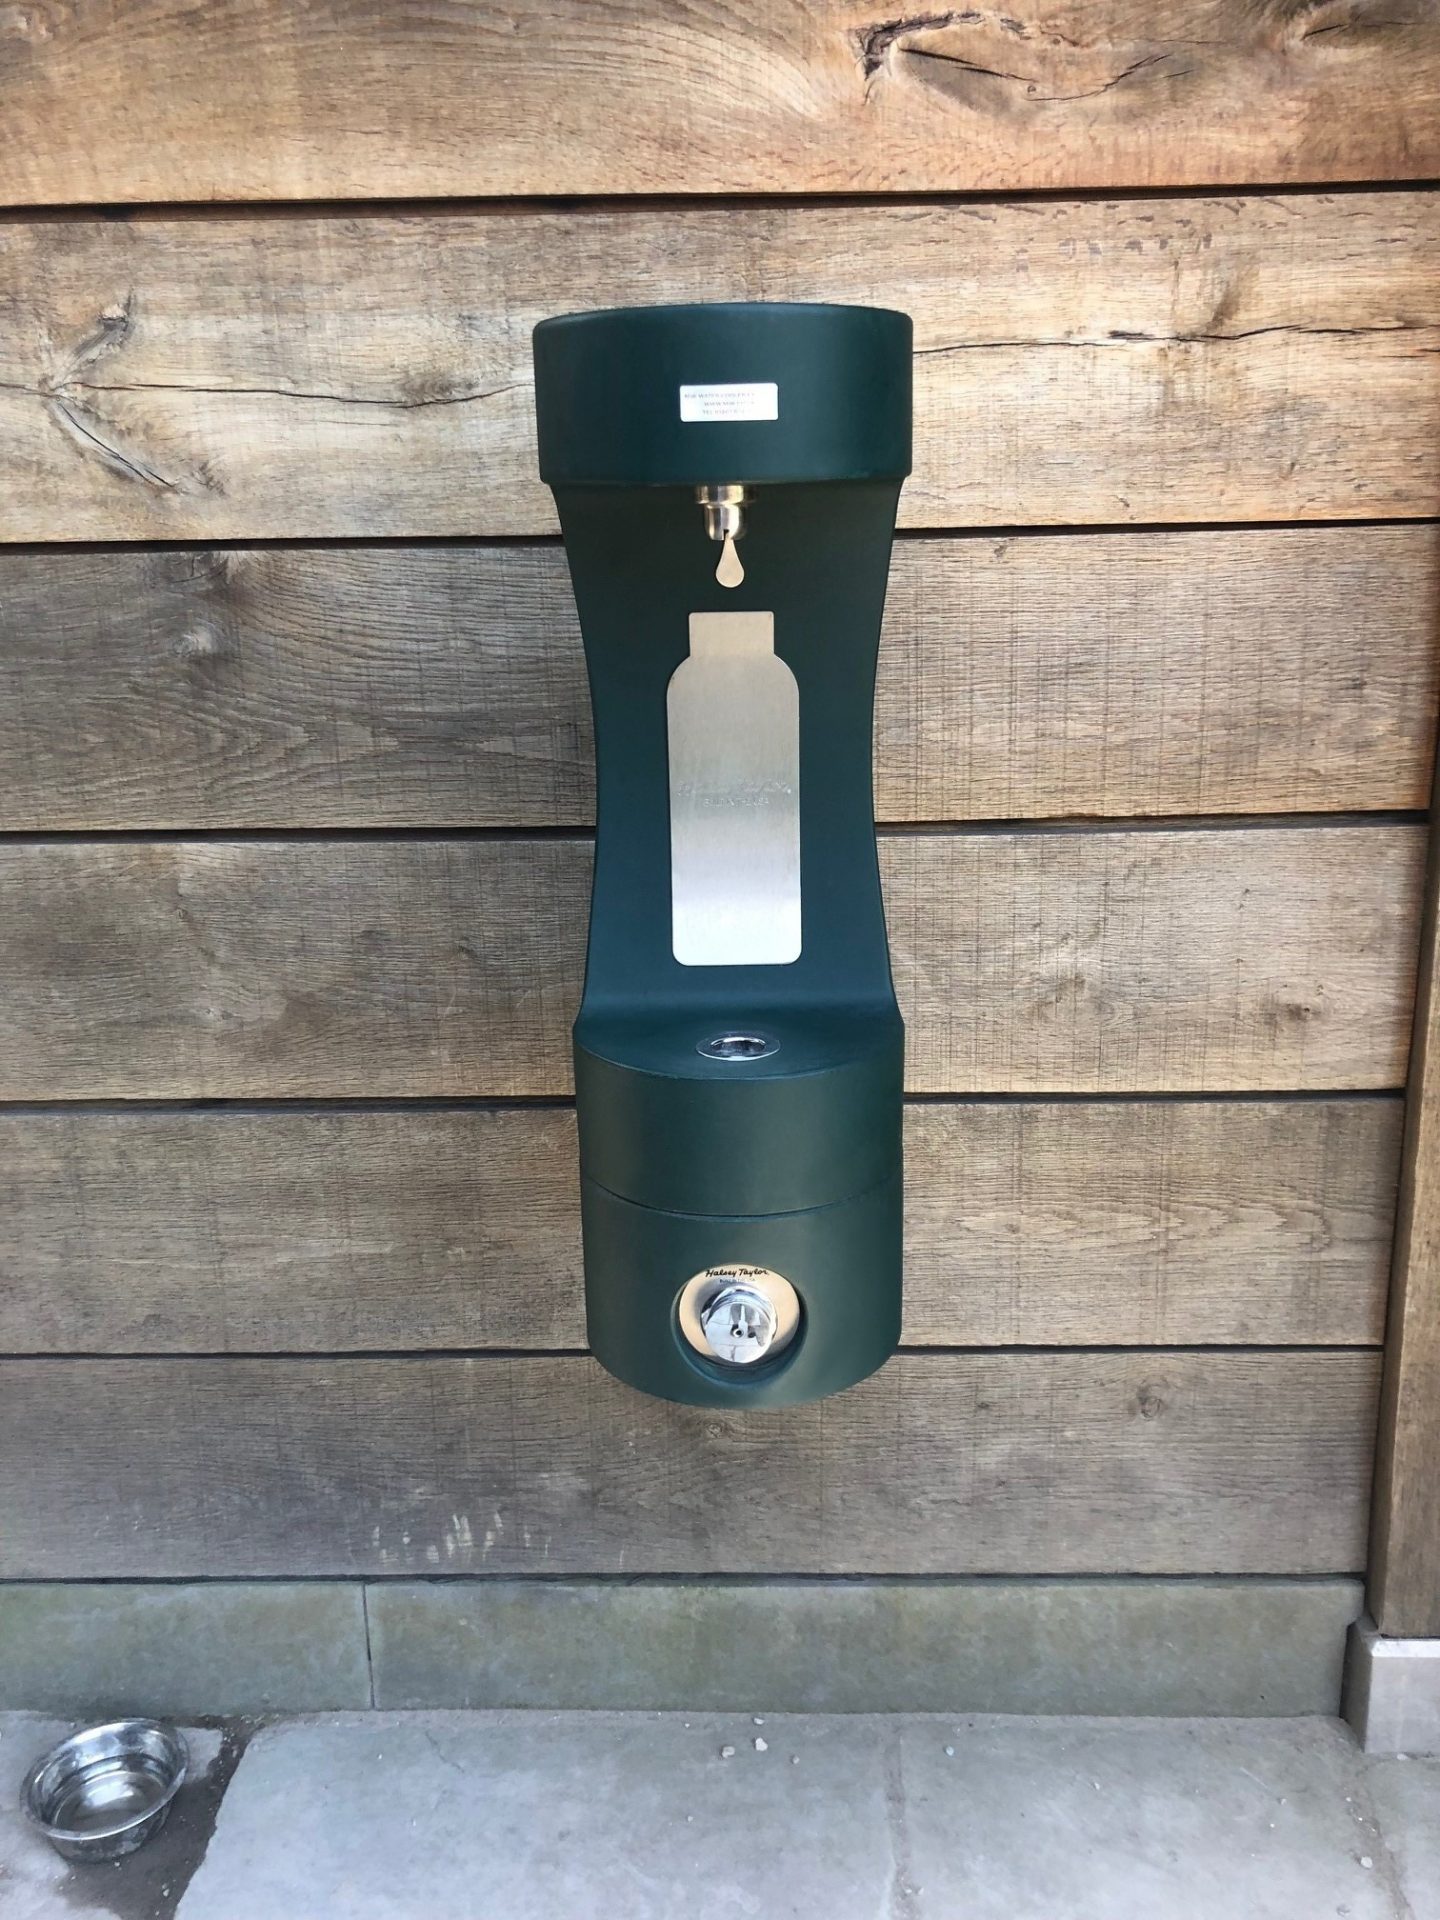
[668,611,801,968]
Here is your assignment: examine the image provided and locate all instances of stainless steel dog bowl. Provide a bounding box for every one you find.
[21,1720,188,1863]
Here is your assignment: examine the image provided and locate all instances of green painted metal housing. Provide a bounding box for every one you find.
[533,303,912,1407]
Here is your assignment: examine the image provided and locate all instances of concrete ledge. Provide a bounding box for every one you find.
[0,1580,1363,1719]
[0,1583,371,1717]
[1345,1615,1440,1754]
[369,1578,1363,1715]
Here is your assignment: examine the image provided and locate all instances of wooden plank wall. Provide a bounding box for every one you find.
[1,2,1438,1584]
[1370,754,1440,1637]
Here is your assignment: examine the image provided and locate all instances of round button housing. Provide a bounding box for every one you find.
[677,1265,801,1368]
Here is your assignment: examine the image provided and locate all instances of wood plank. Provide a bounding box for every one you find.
[0,828,1420,1099]
[889,825,1421,1094]
[2,195,1437,541]
[0,1351,1379,1577]
[2,526,1435,830]
[3,3,1438,205]
[0,826,1421,1099]
[901,1098,1399,1348]
[1369,762,1440,1636]
[0,1099,1398,1354]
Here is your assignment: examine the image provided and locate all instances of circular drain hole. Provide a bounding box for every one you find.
[697,1032,777,1061]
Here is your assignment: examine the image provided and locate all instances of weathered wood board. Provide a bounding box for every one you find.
[2,195,1437,540]
[0,1351,1380,1577]
[1370,793,1440,1636]
[900,1097,1398,1348]
[0,827,1420,1099]
[3,2,1438,205]
[0,1098,1398,1354]
[2,526,1434,830]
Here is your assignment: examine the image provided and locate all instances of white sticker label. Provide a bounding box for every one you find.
[679,382,779,424]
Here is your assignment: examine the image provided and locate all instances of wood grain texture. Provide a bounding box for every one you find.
[0,828,1421,1099]
[0,1351,1379,1577]
[2,527,1435,830]
[2,2,1438,204]
[1369,774,1440,1635]
[2,195,1437,540]
[901,1097,1399,1347]
[887,825,1421,1094]
[0,1098,1399,1354]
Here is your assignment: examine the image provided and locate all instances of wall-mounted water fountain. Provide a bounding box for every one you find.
[533,302,911,1406]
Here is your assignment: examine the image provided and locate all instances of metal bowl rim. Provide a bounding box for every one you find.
[21,1719,189,1841]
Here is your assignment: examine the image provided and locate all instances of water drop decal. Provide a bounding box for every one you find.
[716,534,744,589]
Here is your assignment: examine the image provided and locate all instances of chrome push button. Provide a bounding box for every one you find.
[677,1265,801,1367]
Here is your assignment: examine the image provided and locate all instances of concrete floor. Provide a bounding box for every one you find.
[2,1711,1437,1919]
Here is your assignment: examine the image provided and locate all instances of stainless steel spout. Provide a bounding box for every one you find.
[695,483,749,543]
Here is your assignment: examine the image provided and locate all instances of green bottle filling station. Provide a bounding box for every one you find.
[532,302,912,1408]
